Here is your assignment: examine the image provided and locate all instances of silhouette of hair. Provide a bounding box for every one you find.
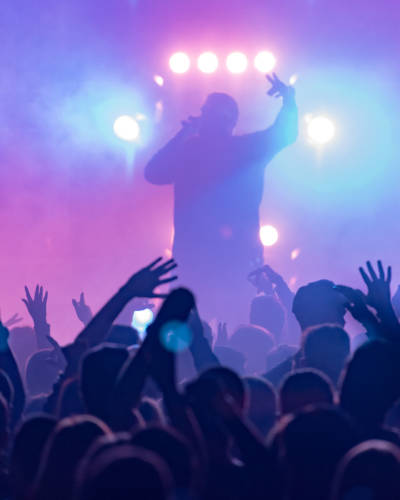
[80,345,129,424]
[76,444,172,500]
[302,324,350,384]
[0,394,9,450]
[279,368,334,415]
[10,414,57,500]
[250,295,285,341]
[331,440,400,500]
[292,280,347,330]
[230,324,275,374]
[204,92,239,126]
[131,425,196,491]
[106,325,140,347]
[33,414,110,500]
[214,346,246,375]
[25,349,61,396]
[244,376,277,436]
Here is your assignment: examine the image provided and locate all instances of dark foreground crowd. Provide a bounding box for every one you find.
[1,257,400,500]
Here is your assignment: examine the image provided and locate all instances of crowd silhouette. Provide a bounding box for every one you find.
[0,257,399,500]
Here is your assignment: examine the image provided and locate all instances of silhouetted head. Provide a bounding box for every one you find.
[57,377,84,418]
[279,369,335,415]
[292,280,347,330]
[34,415,110,500]
[250,295,285,342]
[340,340,400,429]
[273,406,357,500]
[302,325,350,384]
[106,325,140,347]
[200,93,239,136]
[25,349,62,396]
[76,445,172,500]
[230,324,275,374]
[131,425,196,492]
[10,415,57,500]
[331,440,400,500]
[244,376,277,436]
[80,345,129,424]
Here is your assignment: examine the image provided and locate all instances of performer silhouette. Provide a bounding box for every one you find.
[145,74,298,323]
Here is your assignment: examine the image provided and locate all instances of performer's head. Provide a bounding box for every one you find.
[199,93,239,136]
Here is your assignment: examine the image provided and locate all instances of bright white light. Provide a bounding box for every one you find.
[132,308,154,337]
[198,52,219,73]
[307,116,335,145]
[289,74,298,85]
[291,248,301,260]
[113,115,140,142]
[154,75,164,86]
[254,51,277,73]
[169,52,190,74]
[259,225,279,247]
[226,52,248,74]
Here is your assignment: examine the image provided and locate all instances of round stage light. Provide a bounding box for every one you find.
[307,116,335,145]
[254,51,276,73]
[113,115,140,142]
[259,225,279,246]
[226,52,248,73]
[198,52,218,73]
[169,52,190,73]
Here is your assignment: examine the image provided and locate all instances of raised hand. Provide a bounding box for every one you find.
[180,116,201,137]
[121,257,178,300]
[22,285,48,324]
[267,73,294,100]
[359,260,392,311]
[334,285,381,336]
[72,292,93,326]
[3,313,23,329]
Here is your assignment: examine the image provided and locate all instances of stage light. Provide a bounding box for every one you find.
[113,115,140,142]
[307,116,335,145]
[289,74,298,85]
[254,51,276,73]
[160,321,193,353]
[132,308,154,339]
[169,52,190,73]
[226,52,248,74]
[259,225,279,246]
[154,75,164,86]
[291,248,301,260]
[198,52,218,73]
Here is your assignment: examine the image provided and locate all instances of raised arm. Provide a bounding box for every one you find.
[240,74,298,160]
[144,117,199,185]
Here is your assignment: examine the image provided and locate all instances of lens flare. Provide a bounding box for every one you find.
[160,321,193,353]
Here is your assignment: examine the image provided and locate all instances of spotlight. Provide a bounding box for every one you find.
[289,74,298,85]
[169,52,190,73]
[198,52,218,73]
[226,52,248,74]
[259,225,279,246]
[113,115,140,142]
[307,116,335,145]
[254,51,276,73]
